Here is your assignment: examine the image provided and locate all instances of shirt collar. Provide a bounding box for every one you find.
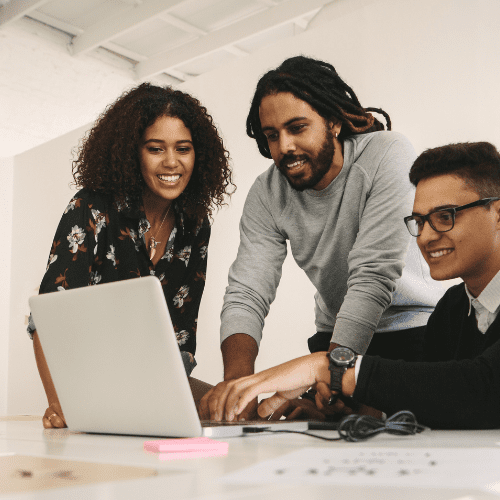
[465,269,500,316]
[117,197,186,235]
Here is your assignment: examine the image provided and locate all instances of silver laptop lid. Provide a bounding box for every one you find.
[30,276,203,437]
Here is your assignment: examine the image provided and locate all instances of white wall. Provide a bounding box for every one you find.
[7,0,500,413]
[0,157,13,414]
[0,17,176,158]
[181,0,500,381]
[8,125,89,415]
[0,18,135,158]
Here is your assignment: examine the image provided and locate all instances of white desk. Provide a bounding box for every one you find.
[1,417,499,500]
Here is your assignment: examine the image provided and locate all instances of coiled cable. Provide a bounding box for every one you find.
[243,410,428,442]
[337,410,428,442]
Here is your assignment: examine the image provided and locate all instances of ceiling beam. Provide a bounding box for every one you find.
[256,0,280,6]
[294,17,311,30]
[27,11,84,36]
[101,42,148,62]
[223,45,249,57]
[164,68,188,82]
[158,12,207,36]
[135,0,332,80]
[70,0,186,56]
[0,0,50,27]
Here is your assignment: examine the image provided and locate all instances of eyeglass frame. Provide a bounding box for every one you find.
[404,197,500,237]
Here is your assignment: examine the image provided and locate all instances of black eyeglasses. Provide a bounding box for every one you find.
[404,197,500,237]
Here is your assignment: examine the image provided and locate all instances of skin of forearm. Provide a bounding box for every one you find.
[33,331,61,407]
[221,333,258,380]
[342,367,356,396]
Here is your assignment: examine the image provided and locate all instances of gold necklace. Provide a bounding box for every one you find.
[148,204,171,260]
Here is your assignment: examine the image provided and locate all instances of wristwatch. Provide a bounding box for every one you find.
[327,347,357,401]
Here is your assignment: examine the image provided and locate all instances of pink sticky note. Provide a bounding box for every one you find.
[144,437,228,457]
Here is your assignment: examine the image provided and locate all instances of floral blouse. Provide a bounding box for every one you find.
[28,188,210,375]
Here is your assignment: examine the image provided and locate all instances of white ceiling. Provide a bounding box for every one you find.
[0,0,333,83]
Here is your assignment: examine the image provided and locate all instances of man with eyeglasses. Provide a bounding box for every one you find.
[214,141,500,429]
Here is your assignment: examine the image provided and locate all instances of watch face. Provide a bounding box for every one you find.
[330,347,355,366]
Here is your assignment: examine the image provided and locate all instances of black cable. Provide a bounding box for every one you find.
[242,410,428,442]
[269,429,343,441]
[337,410,428,442]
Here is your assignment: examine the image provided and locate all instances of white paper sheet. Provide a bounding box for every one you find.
[220,447,500,493]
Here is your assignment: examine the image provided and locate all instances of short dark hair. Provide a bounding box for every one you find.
[73,83,234,223]
[246,55,391,159]
[409,142,500,198]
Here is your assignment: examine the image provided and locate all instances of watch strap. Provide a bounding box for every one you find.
[328,348,357,395]
[329,364,345,393]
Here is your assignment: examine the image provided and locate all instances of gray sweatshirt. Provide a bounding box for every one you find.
[221,131,445,354]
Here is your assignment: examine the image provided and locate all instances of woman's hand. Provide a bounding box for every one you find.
[42,402,66,429]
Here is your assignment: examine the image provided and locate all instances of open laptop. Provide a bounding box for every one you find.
[30,276,309,438]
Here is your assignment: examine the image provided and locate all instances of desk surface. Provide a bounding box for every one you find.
[1,417,500,500]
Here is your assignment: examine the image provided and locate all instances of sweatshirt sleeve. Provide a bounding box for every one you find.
[331,134,416,353]
[220,177,287,346]
[353,340,500,429]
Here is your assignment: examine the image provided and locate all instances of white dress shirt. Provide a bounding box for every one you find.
[465,270,500,333]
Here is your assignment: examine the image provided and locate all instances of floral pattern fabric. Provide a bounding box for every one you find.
[28,189,210,374]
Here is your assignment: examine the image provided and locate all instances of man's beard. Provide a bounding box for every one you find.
[277,127,335,192]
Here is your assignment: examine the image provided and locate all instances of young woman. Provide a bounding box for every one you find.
[28,83,234,428]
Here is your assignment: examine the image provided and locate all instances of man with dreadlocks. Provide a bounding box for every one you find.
[199,56,445,421]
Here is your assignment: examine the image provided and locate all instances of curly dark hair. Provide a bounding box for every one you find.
[73,83,234,222]
[247,55,391,159]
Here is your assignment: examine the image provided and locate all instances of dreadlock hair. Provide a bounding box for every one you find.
[409,142,500,198]
[73,83,234,224]
[246,55,392,159]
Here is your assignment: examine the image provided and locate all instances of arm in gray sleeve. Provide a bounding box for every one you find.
[220,177,287,346]
[332,134,416,353]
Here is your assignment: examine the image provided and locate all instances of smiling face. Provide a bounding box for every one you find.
[259,92,343,191]
[139,115,195,207]
[413,174,500,296]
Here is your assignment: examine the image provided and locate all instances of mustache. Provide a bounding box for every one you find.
[278,154,309,169]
